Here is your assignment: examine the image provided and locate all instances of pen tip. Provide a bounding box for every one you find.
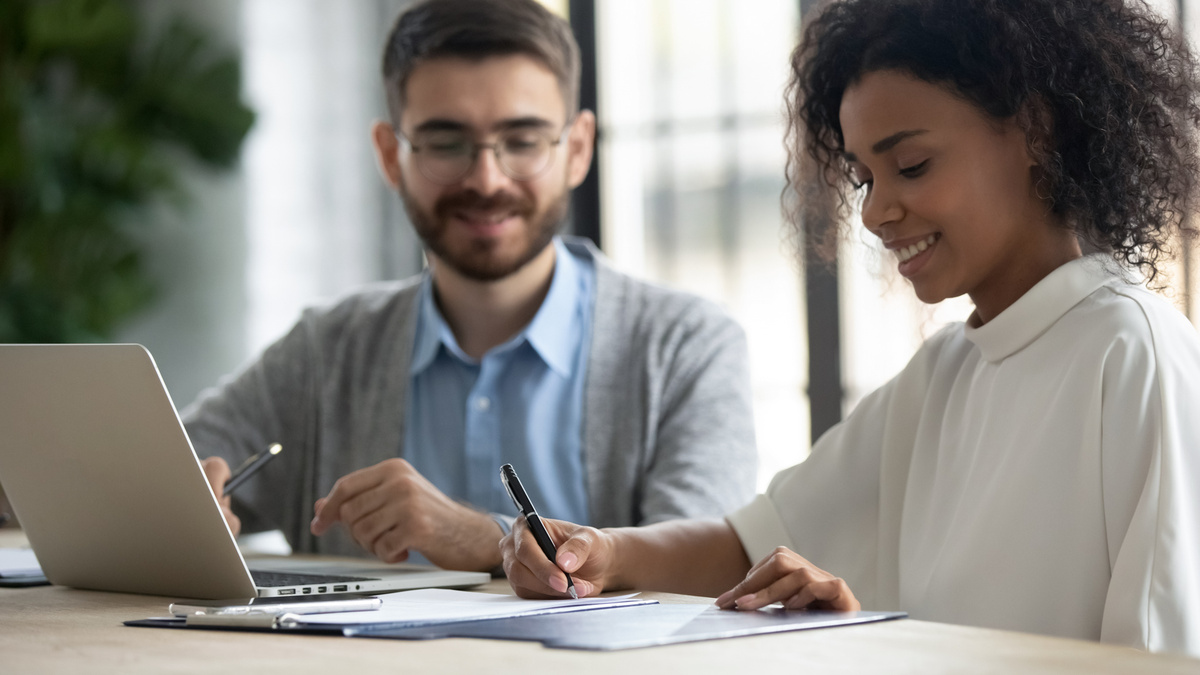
[568,587,578,599]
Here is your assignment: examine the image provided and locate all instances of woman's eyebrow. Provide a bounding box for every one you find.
[843,129,929,162]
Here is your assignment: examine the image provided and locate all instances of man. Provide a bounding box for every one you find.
[188,0,756,573]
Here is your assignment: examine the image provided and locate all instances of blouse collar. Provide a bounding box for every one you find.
[963,255,1120,363]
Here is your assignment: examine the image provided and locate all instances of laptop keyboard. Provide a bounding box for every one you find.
[250,569,375,588]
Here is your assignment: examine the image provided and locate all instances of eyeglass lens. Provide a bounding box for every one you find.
[413,128,558,183]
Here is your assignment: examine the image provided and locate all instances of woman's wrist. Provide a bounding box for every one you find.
[601,526,641,591]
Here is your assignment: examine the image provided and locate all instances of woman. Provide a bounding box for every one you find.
[500,0,1200,655]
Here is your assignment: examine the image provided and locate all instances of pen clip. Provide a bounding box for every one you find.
[499,463,533,518]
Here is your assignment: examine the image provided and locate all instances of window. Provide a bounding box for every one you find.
[595,0,803,486]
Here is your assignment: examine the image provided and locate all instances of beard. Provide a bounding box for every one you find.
[398,182,569,282]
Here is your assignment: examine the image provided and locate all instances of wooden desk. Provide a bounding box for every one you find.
[2,530,1196,674]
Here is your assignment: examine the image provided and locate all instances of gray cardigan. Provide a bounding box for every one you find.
[183,238,757,557]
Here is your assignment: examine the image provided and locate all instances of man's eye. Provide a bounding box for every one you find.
[422,138,471,155]
[503,135,544,155]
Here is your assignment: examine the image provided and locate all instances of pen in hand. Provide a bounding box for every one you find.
[500,463,577,599]
[223,443,283,495]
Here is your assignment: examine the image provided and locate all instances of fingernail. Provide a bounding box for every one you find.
[558,552,578,571]
[549,575,567,593]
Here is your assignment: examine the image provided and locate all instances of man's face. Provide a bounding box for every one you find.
[386,55,591,282]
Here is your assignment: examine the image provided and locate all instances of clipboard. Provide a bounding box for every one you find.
[126,590,906,651]
[125,592,656,635]
[353,603,907,650]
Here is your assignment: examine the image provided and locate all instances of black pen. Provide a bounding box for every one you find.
[500,463,577,599]
[223,443,282,495]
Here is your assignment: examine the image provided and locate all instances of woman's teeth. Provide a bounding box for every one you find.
[896,234,938,262]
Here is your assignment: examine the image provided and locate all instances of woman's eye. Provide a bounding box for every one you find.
[899,159,929,177]
[847,169,871,190]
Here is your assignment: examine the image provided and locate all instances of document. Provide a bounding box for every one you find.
[362,603,909,650]
[297,588,651,627]
[0,548,48,586]
[126,589,653,632]
[0,548,42,577]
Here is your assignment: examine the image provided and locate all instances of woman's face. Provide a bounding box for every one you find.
[838,69,1080,323]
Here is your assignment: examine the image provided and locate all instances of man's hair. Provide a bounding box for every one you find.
[382,0,581,123]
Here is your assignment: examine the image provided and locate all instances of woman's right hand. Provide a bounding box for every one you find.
[501,516,618,598]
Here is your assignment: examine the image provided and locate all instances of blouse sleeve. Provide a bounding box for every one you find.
[727,326,958,609]
[1099,294,1200,655]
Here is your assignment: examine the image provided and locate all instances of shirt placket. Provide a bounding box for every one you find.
[463,353,502,510]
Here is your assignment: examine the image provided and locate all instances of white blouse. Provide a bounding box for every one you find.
[728,255,1200,655]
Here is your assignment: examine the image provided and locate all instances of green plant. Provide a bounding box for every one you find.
[0,0,254,342]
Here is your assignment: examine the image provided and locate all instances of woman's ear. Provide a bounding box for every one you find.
[1016,96,1053,168]
[370,120,404,191]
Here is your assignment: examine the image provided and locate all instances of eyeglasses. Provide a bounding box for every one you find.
[396,121,573,185]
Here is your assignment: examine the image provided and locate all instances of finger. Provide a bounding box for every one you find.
[541,520,606,597]
[224,508,242,537]
[503,531,567,599]
[338,484,392,526]
[201,457,232,499]
[716,547,809,609]
[733,565,819,610]
[353,505,405,555]
[781,577,860,611]
[512,517,569,595]
[715,550,787,608]
[311,467,387,534]
[370,527,413,564]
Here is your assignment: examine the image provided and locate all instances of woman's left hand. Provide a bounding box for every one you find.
[714,546,859,611]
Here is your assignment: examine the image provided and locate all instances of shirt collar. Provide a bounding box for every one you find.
[410,275,450,375]
[409,237,585,377]
[963,255,1119,363]
[521,237,583,377]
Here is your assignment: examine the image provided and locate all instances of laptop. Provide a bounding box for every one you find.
[0,344,490,599]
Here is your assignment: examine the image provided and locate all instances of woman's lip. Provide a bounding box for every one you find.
[883,233,939,250]
[896,233,940,276]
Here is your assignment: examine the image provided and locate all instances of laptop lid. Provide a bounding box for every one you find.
[0,344,487,599]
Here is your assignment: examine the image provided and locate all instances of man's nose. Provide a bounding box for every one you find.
[459,146,510,195]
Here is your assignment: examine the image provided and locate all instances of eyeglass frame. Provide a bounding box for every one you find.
[394,117,577,185]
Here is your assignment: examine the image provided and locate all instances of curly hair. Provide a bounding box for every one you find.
[787,0,1200,282]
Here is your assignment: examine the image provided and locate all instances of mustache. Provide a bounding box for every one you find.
[435,190,532,219]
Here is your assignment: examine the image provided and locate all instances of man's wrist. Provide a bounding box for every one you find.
[468,509,505,572]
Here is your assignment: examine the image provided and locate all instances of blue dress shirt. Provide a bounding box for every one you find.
[404,237,596,531]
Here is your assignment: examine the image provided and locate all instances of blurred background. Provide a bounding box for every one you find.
[2,0,1198,530]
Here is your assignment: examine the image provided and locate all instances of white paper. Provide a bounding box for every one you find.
[0,548,42,577]
[294,588,649,627]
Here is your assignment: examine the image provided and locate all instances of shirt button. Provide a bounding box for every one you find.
[476,397,491,411]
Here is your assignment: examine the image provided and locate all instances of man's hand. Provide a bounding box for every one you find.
[714,546,859,611]
[501,516,617,599]
[310,458,503,571]
[200,456,242,537]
